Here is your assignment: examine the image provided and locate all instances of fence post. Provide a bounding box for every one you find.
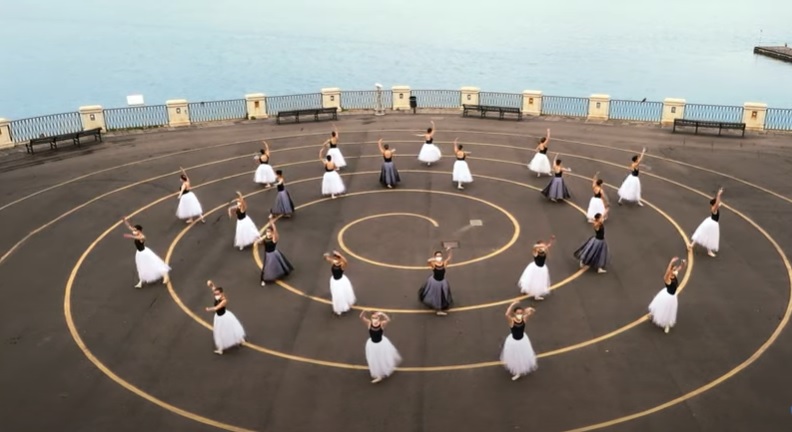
[661,98,685,126]
[588,94,610,121]
[245,94,268,120]
[392,86,411,111]
[321,88,341,110]
[79,105,106,132]
[166,100,191,127]
[460,87,480,108]
[743,102,767,131]
[522,90,542,116]
[0,118,13,149]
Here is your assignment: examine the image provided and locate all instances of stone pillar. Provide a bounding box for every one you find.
[79,105,106,132]
[0,118,12,149]
[661,98,686,126]
[321,88,341,110]
[742,102,767,131]
[588,94,610,121]
[522,90,543,116]
[460,87,480,107]
[392,86,411,111]
[245,93,268,119]
[166,99,190,127]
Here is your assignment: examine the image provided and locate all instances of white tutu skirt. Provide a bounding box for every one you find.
[648,289,678,329]
[365,336,402,379]
[234,216,260,248]
[327,148,347,168]
[528,153,552,174]
[586,197,606,221]
[254,164,277,184]
[329,275,357,314]
[500,334,538,376]
[322,171,346,195]
[176,192,203,219]
[691,217,720,251]
[452,160,473,183]
[213,311,246,351]
[518,263,551,298]
[618,175,642,202]
[418,143,442,163]
[135,248,171,283]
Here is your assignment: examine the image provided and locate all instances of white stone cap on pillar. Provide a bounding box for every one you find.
[663,98,686,105]
[523,90,543,96]
[0,118,9,125]
[245,93,266,100]
[79,105,103,113]
[391,85,410,91]
[321,88,341,94]
[166,99,188,106]
[460,86,480,92]
[589,94,610,100]
[744,102,768,109]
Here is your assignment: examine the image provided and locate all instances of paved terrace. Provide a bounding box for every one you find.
[1,113,791,432]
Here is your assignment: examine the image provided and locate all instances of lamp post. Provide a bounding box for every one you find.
[374,83,385,116]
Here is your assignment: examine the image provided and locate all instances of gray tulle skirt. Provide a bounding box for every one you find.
[261,249,294,282]
[418,277,453,310]
[573,236,609,269]
[271,190,295,216]
[541,177,571,200]
[379,161,401,187]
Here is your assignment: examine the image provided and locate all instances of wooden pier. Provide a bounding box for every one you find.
[754,46,792,63]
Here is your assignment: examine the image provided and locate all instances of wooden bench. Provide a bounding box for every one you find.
[25,127,103,154]
[276,107,338,125]
[462,104,523,121]
[672,119,745,137]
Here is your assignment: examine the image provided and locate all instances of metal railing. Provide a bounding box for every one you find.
[105,105,169,130]
[266,93,322,115]
[541,95,588,117]
[609,99,663,123]
[9,112,82,142]
[411,90,461,109]
[340,90,393,110]
[764,108,792,131]
[683,104,744,123]
[188,99,247,123]
[479,92,522,108]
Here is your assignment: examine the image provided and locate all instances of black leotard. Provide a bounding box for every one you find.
[331,264,343,280]
[277,181,285,192]
[180,182,191,194]
[594,190,602,198]
[384,156,392,162]
[555,170,563,177]
[456,153,466,161]
[325,164,334,172]
[369,324,383,343]
[426,137,434,144]
[631,168,639,176]
[259,155,269,164]
[510,320,525,340]
[236,208,246,220]
[214,297,226,316]
[595,224,605,240]
[432,265,446,281]
[534,252,547,267]
[711,209,720,222]
[263,238,277,253]
[539,147,548,155]
[665,276,679,295]
[134,239,145,252]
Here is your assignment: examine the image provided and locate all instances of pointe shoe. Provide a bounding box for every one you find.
[536,172,541,178]
[387,184,392,189]
[214,349,223,355]
[579,261,585,268]
[708,250,716,257]
[162,277,170,285]
[134,281,143,289]
[186,219,193,224]
[265,184,272,188]
[261,281,266,286]
[638,201,644,207]
[331,195,336,199]
[534,296,545,301]
[239,246,244,251]
[371,377,383,384]
[664,326,670,334]
[597,268,607,274]
[436,311,448,316]
[512,374,521,381]
[457,186,464,190]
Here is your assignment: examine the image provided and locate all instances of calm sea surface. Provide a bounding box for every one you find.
[1,0,791,119]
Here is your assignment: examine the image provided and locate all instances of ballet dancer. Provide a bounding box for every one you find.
[321,124,346,169]
[377,139,400,188]
[586,172,608,222]
[452,138,473,190]
[617,148,646,206]
[253,141,277,187]
[416,120,441,166]
[205,280,246,355]
[360,310,402,383]
[323,250,357,315]
[517,235,555,301]
[418,248,454,316]
[648,257,686,334]
[688,188,723,257]
[320,153,346,199]
[227,192,261,250]
[176,168,205,224]
[256,216,293,286]
[540,154,571,202]
[270,170,295,218]
[574,209,609,274]
[500,302,538,381]
[122,217,170,288]
[527,129,552,177]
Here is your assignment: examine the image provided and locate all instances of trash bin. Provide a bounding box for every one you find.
[409,96,417,113]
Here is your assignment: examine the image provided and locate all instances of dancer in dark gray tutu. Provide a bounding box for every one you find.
[540,154,572,202]
[418,248,454,316]
[573,209,609,274]
[270,170,295,218]
[256,216,294,286]
[377,139,400,188]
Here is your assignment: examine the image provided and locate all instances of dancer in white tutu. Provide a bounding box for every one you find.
[688,188,723,258]
[416,120,441,166]
[360,310,402,383]
[500,301,538,381]
[574,209,609,274]
[586,172,609,222]
[253,140,277,187]
[528,129,552,177]
[256,216,293,286]
[452,138,473,190]
[323,250,357,315]
[319,154,346,199]
[540,154,572,202]
[377,139,400,189]
[227,192,261,250]
[321,124,346,169]
[122,217,170,289]
[517,235,555,300]
[205,280,246,355]
[175,168,205,224]
[617,148,646,206]
[418,248,454,316]
[648,257,686,334]
[269,170,295,218]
